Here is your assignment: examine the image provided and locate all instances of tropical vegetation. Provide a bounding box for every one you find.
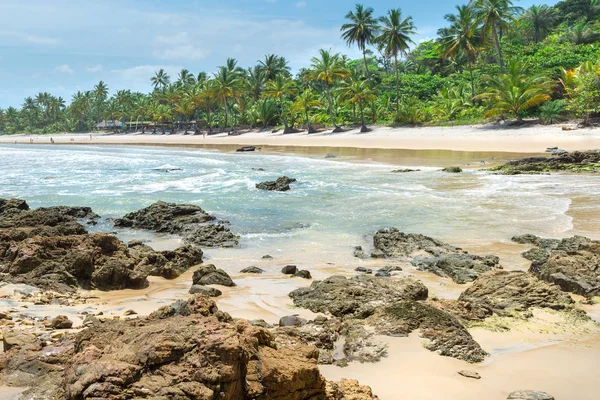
[1,0,599,135]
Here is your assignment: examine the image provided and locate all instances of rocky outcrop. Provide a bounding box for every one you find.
[114,201,239,247]
[192,264,235,287]
[256,176,297,192]
[489,150,600,175]
[0,295,377,399]
[512,234,600,297]
[507,390,555,400]
[290,275,428,319]
[240,266,264,274]
[0,200,204,292]
[457,270,574,317]
[288,275,485,363]
[372,228,501,283]
[442,166,463,173]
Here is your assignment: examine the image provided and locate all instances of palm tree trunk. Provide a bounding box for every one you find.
[326,83,337,128]
[394,55,400,119]
[468,59,476,99]
[223,98,229,131]
[363,50,376,123]
[359,102,366,129]
[352,103,357,124]
[492,24,504,71]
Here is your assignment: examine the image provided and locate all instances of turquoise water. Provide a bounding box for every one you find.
[1,144,599,264]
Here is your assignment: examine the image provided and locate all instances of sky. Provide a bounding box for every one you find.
[0,0,559,108]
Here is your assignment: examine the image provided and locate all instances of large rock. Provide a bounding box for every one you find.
[489,150,600,175]
[192,264,236,287]
[372,228,501,283]
[114,201,239,248]
[0,201,204,292]
[290,275,428,319]
[513,235,600,297]
[458,270,574,316]
[0,295,376,399]
[256,176,297,192]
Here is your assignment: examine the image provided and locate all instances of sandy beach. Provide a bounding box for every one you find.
[2,124,600,153]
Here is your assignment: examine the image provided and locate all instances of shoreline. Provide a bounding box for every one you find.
[1,124,600,154]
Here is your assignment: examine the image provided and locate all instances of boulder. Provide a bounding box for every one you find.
[355,267,372,274]
[114,201,239,248]
[294,270,312,279]
[507,390,555,400]
[489,150,600,174]
[290,275,428,319]
[458,270,574,316]
[442,166,463,173]
[256,176,297,192]
[279,315,308,327]
[282,265,299,275]
[372,228,501,283]
[189,285,222,297]
[353,246,366,258]
[513,235,600,297]
[240,266,264,274]
[236,146,256,152]
[192,264,235,287]
[49,315,73,329]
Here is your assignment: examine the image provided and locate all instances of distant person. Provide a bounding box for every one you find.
[203,131,206,139]
[51,137,55,144]
[90,133,92,140]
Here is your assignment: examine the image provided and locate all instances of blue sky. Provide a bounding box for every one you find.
[0,0,558,108]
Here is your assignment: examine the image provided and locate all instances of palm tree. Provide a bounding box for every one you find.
[151,69,171,91]
[337,79,377,131]
[567,21,600,45]
[291,90,323,133]
[341,4,379,79]
[212,65,241,131]
[376,8,416,116]
[177,69,196,88]
[258,54,291,81]
[523,5,557,43]
[476,61,551,122]
[22,97,37,133]
[306,49,350,130]
[245,66,266,101]
[263,75,298,132]
[438,5,481,98]
[471,0,523,71]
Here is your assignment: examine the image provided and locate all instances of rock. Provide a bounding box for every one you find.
[114,201,239,248]
[256,176,297,192]
[377,265,403,274]
[513,235,600,297]
[324,153,337,159]
[391,169,420,173]
[0,295,372,399]
[375,271,390,277]
[282,265,299,275]
[236,146,256,152]
[189,285,222,297]
[279,315,308,327]
[442,166,463,173]
[192,264,235,287]
[294,270,312,279]
[249,319,269,328]
[262,254,274,259]
[82,314,99,327]
[459,370,481,379]
[507,390,555,400]
[372,228,501,283]
[355,266,373,274]
[0,311,12,320]
[290,275,428,319]
[458,270,574,317]
[135,244,204,279]
[353,245,366,258]
[326,379,379,399]
[489,150,600,174]
[1,331,36,351]
[240,266,264,274]
[123,309,137,316]
[50,315,73,329]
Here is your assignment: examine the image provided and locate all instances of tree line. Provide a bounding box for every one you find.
[1,0,599,135]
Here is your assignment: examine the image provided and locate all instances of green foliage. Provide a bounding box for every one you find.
[539,100,566,124]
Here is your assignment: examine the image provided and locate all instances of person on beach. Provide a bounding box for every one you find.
[90,133,92,140]
[51,138,55,144]
[203,131,206,139]
[29,138,33,144]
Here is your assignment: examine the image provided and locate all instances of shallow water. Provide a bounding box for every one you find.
[1,144,600,320]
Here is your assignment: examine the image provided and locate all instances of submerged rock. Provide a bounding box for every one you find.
[442,166,463,173]
[507,390,555,400]
[192,264,235,287]
[0,295,375,399]
[294,270,312,279]
[372,228,501,283]
[256,176,297,191]
[512,234,600,297]
[489,150,600,175]
[114,201,239,248]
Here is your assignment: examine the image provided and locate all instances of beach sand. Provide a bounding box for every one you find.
[1,124,599,153]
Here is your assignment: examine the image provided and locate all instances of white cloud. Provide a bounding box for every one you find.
[296,2,307,8]
[85,64,103,73]
[153,32,209,60]
[0,30,62,46]
[54,64,74,75]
